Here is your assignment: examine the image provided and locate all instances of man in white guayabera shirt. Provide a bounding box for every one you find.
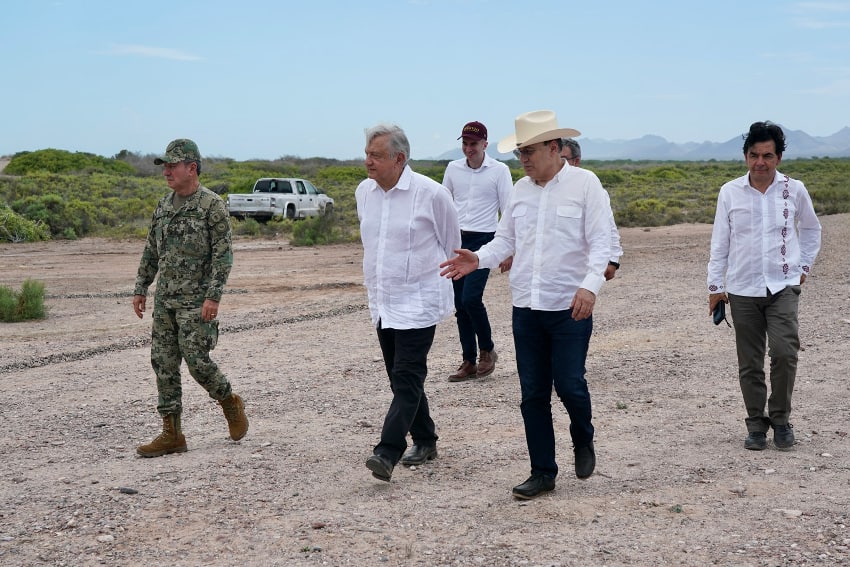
[356,123,460,483]
[441,110,614,500]
[708,121,821,453]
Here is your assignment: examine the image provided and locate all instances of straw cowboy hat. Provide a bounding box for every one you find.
[497,110,581,153]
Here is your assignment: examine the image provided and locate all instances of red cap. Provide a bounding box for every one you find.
[458,121,487,141]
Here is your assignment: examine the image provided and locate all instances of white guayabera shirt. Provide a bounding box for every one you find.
[356,165,461,330]
[707,171,822,297]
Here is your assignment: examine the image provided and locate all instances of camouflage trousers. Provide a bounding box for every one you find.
[150,303,232,416]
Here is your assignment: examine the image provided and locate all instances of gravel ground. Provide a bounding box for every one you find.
[1,214,848,566]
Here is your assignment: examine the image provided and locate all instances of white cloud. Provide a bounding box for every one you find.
[106,44,201,61]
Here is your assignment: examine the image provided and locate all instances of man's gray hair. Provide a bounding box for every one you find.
[365,123,410,165]
[562,138,581,160]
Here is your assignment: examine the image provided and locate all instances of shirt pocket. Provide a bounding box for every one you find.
[555,205,584,240]
[557,205,582,219]
[511,204,529,237]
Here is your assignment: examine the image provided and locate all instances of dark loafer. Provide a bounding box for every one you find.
[512,474,556,500]
[574,442,596,479]
[772,423,795,450]
[401,444,438,466]
[745,431,767,451]
[365,454,394,482]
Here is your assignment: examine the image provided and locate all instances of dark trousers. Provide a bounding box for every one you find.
[728,286,801,432]
[452,231,495,362]
[512,307,594,478]
[374,322,438,464]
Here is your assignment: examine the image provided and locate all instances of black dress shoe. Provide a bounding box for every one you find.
[574,442,596,479]
[772,423,795,450]
[365,454,393,482]
[401,444,438,466]
[511,474,555,500]
[745,431,767,451]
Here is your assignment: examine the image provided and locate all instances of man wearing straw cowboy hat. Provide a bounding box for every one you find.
[440,110,613,499]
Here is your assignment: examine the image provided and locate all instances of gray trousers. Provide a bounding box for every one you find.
[728,286,801,433]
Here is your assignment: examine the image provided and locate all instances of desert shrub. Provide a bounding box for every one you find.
[0,279,47,322]
[290,211,345,246]
[0,205,50,242]
[6,149,134,175]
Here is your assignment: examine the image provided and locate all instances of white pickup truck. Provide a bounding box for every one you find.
[226,178,334,221]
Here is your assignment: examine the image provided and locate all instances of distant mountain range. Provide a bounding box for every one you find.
[434,125,850,161]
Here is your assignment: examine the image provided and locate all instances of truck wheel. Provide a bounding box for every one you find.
[324,203,333,215]
[286,206,295,220]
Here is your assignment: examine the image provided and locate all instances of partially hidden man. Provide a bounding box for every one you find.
[133,138,248,457]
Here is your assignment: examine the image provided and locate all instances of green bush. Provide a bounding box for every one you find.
[2,150,849,241]
[5,149,134,175]
[0,204,50,242]
[0,279,47,322]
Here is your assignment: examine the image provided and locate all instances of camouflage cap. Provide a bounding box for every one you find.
[153,138,201,165]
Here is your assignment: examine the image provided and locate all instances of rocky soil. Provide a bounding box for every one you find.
[1,214,848,566]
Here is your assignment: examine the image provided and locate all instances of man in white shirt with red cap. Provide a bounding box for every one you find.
[441,110,613,499]
[356,123,461,482]
[442,121,513,382]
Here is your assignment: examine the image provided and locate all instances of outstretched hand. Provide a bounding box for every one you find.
[439,249,479,280]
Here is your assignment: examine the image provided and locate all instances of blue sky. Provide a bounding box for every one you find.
[2,0,849,161]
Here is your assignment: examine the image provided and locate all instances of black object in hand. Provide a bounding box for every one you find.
[713,301,731,327]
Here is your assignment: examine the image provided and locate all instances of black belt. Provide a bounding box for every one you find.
[460,230,494,237]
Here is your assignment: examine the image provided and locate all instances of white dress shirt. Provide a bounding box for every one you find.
[356,165,461,329]
[442,154,513,232]
[707,171,822,296]
[476,162,613,311]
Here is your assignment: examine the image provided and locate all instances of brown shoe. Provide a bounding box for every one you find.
[477,349,497,378]
[448,360,478,382]
[137,414,187,458]
[219,393,249,441]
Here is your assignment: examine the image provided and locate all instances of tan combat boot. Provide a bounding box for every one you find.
[219,393,248,441]
[136,414,187,457]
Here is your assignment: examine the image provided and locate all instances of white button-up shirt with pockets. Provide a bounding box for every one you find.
[707,171,822,297]
[356,165,461,330]
[442,154,513,232]
[475,162,613,311]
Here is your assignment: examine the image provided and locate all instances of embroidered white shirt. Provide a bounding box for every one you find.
[707,171,821,296]
[476,162,613,310]
[442,154,513,232]
[356,166,461,329]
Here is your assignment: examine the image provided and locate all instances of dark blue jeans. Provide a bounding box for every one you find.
[374,322,438,464]
[453,231,495,362]
[512,307,594,478]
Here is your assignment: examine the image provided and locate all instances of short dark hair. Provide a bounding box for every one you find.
[742,121,786,156]
[562,138,581,159]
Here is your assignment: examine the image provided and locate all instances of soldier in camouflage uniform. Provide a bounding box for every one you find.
[133,138,248,457]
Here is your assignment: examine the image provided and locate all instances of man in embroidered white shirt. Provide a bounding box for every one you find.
[441,121,513,382]
[441,110,613,500]
[356,123,461,482]
[708,121,821,452]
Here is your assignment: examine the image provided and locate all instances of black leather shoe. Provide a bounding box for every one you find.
[574,442,596,479]
[772,423,795,450]
[745,431,767,450]
[512,474,556,500]
[401,444,437,466]
[365,454,393,482]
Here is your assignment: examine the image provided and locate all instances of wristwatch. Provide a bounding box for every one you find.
[608,261,620,270]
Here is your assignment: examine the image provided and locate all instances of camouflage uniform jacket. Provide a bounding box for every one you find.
[134,185,233,309]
